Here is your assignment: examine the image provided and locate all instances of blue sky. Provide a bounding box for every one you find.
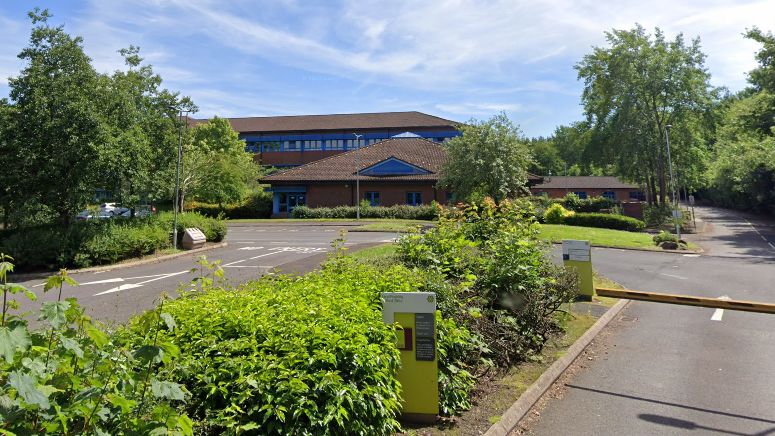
[1,0,774,137]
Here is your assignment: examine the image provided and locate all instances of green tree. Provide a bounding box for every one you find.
[576,25,716,204]
[6,9,106,226]
[527,136,564,176]
[707,29,775,213]
[98,46,195,215]
[439,113,532,202]
[181,117,259,208]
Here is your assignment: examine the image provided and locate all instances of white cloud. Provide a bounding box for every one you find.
[435,102,524,116]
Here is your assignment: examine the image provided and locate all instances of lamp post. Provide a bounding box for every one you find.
[665,125,681,240]
[353,133,363,221]
[170,107,191,249]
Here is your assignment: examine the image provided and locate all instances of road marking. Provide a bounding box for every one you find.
[659,273,688,280]
[94,270,188,296]
[221,251,283,267]
[683,254,700,257]
[711,295,731,321]
[237,246,265,251]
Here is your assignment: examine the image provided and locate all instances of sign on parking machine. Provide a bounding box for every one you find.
[562,240,594,300]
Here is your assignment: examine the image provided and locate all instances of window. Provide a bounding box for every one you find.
[629,191,646,201]
[305,140,322,150]
[406,192,422,206]
[535,191,548,197]
[602,191,616,200]
[287,140,298,150]
[573,191,588,199]
[365,191,380,206]
[325,139,344,150]
[262,141,281,152]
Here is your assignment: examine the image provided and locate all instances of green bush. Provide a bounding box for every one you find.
[0,212,226,271]
[561,194,618,213]
[643,203,673,227]
[652,230,679,245]
[563,212,645,232]
[126,259,406,434]
[155,211,227,243]
[291,204,438,220]
[190,190,273,219]
[0,261,192,435]
[398,199,577,369]
[75,222,168,267]
[543,203,574,224]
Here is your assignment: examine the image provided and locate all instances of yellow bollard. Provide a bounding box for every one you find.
[562,240,594,301]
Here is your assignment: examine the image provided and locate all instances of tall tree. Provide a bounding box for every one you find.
[439,113,533,202]
[7,9,105,226]
[98,46,195,214]
[180,117,259,208]
[576,25,715,204]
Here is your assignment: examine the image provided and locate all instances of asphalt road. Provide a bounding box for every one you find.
[529,207,775,435]
[12,223,398,323]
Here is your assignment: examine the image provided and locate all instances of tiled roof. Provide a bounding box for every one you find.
[531,176,639,190]
[192,111,458,133]
[262,137,446,183]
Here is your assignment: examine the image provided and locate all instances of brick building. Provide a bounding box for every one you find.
[261,135,451,216]
[193,111,461,168]
[529,176,645,201]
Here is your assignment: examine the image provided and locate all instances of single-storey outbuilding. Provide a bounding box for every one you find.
[261,135,451,217]
[529,176,644,201]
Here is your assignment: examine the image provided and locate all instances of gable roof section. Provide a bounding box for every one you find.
[361,157,431,176]
[262,137,446,183]
[531,176,639,190]
[194,111,458,134]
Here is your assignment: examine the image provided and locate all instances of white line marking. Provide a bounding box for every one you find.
[711,295,731,321]
[770,242,775,250]
[78,278,125,285]
[683,254,700,257]
[659,273,688,280]
[93,270,188,296]
[94,283,143,296]
[237,246,265,251]
[221,251,283,267]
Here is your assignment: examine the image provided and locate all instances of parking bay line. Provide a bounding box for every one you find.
[711,295,732,321]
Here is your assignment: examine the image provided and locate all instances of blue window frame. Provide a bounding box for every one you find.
[573,191,588,199]
[365,191,380,206]
[406,192,422,206]
[602,191,616,200]
[629,191,646,201]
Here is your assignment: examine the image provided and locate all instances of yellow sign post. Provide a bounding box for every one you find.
[381,292,439,423]
[562,239,594,300]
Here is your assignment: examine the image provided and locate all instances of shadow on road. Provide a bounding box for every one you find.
[566,384,775,425]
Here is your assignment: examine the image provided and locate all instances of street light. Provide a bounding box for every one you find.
[665,125,681,240]
[353,133,363,221]
[170,107,191,249]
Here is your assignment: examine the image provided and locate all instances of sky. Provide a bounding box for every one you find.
[1,0,774,137]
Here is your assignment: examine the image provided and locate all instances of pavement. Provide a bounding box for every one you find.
[10,224,400,323]
[526,207,775,435]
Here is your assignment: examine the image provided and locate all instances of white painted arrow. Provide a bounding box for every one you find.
[711,295,731,321]
[93,270,188,296]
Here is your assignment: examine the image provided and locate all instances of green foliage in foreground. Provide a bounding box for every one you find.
[124,255,411,434]
[0,212,225,270]
[0,257,192,435]
[291,204,438,220]
[397,198,577,411]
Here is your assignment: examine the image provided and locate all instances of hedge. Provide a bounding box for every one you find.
[189,191,273,219]
[0,212,226,270]
[291,204,438,220]
[130,261,406,434]
[563,212,645,232]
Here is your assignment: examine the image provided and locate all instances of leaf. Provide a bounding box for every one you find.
[133,345,164,363]
[0,325,31,363]
[107,393,136,414]
[59,336,84,358]
[160,312,176,331]
[150,379,186,401]
[85,325,109,348]
[39,301,70,328]
[8,371,50,409]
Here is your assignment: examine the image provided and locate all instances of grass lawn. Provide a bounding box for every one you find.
[538,224,699,251]
[349,221,430,233]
